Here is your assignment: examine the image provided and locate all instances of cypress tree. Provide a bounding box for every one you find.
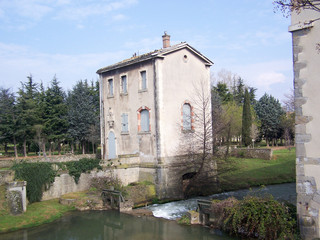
[242,88,252,147]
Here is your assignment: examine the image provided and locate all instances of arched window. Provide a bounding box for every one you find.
[140,109,150,132]
[137,106,151,132]
[182,103,192,131]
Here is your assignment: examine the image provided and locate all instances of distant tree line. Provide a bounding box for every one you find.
[0,75,100,157]
[211,70,294,151]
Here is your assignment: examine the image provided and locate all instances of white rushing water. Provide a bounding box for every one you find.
[146,183,296,220]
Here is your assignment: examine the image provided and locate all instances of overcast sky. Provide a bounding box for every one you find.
[0,0,293,101]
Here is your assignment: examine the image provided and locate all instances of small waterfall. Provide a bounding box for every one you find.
[146,183,296,220]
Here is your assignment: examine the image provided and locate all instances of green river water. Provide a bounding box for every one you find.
[0,210,234,240]
[0,183,296,240]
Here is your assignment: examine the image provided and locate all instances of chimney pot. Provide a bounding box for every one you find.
[162,32,171,48]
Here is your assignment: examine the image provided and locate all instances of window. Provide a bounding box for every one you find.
[182,103,192,131]
[121,113,129,133]
[121,75,127,94]
[108,79,113,97]
[140,71,147,90]
[140,109,150,132]
[137,106,151,132]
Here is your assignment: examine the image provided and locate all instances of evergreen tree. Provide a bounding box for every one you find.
[213,82,233,103]
[0,88,18,157]
[34,82,47,156]
[232,77,245,105]
[87,80,100,154]
[16,75,40,156]
[44,76,68,155]
[255,93,285,146]
[67,80,95,154]
[242,88,252,147]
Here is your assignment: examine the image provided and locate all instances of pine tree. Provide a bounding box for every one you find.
[0,88,18,157]
[67,80,95,154]
[16,75,40,156]
[255,93,285,146]
[44,76,68,155]
[242,88,252,147]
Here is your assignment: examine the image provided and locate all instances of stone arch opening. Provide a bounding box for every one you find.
[182,172,197,198]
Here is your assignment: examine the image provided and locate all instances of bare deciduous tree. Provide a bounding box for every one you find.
[34,124,47,157]
[177,79,216,197]
[274,0,320,52]
[274,0,320,15]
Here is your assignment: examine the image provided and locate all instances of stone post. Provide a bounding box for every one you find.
[6,181,27,215]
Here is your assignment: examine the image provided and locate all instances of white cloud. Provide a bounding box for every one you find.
[0,0,52,21]
[214,59,293,99]
[256,72,286,89]
[54,0,138,21]
[0,0,138,29]
[112,14,127,21]
[0,41,129,91]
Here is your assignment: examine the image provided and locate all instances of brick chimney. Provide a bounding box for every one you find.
[162,32,170,48]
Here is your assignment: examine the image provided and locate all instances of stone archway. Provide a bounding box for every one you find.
[182,172,197,198]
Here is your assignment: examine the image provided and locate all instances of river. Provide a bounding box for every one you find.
[0,183,296,240]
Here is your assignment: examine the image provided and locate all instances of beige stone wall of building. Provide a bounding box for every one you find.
[97,37,215,199]
[290,8,320,239]
[100,61,157,162]
[157,48,211,159]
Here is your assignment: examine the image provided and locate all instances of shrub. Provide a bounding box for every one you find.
[90,176,127,196]
[223,195,297,239]
[65,158,102,183]
[178,215,191,225]
[12,162,56,203]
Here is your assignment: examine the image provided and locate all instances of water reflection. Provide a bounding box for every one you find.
[1,211,235,240]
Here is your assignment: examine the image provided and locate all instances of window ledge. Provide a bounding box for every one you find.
[138,89,148,93]
[120,93,128,96]
[107,95,114,99]
[138,131,151,135]
[182,129,194,133]
[121,132,129,135]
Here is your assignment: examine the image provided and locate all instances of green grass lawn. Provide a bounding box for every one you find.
[217,148,296,192]
[0,190,74,233]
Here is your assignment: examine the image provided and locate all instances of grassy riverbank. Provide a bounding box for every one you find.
[0,196,74,233]
[0,147,295,233]
[217,148,296,192]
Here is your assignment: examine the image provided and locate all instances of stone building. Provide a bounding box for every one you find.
[289,7,320,239]
[97,33,215,198]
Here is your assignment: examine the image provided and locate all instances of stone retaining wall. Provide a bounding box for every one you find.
[231,148,273,160]
[42,166,155,200]
[216,147,273,160]
[0,170,14,185]
[0,154,96,168]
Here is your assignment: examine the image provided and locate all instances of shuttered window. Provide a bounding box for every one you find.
[140,109,150,132]
[121,113,129,132]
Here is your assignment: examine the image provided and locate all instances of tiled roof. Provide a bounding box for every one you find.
[96,42,213,74]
